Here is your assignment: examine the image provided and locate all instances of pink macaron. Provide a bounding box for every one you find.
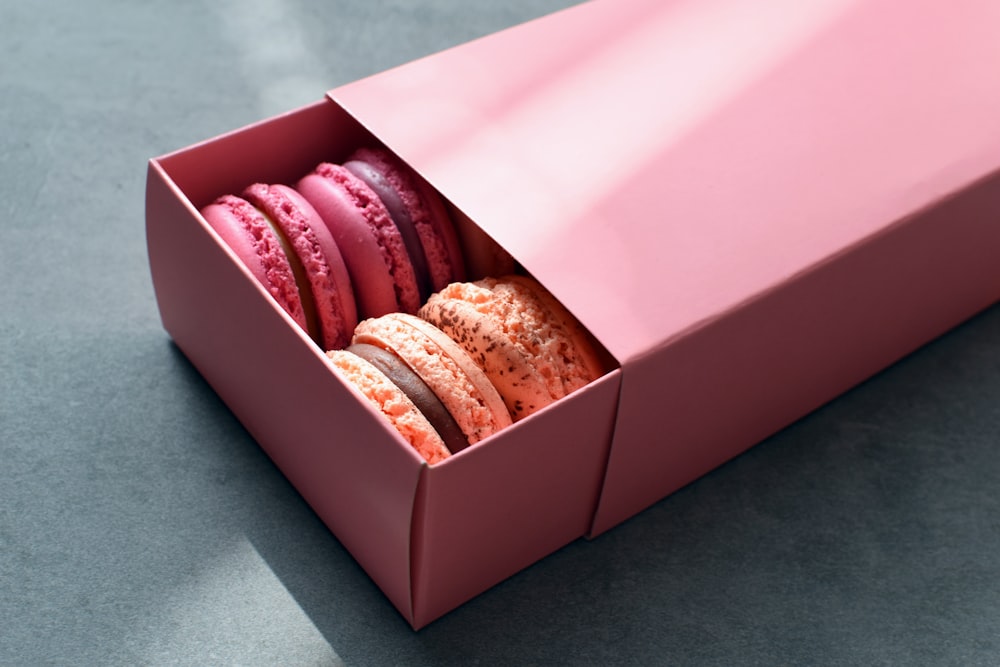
[353,312,512,448]
[297,147,466,319]
[342,147,465,295]
[201,184,358,349]
[326,348,453,464]
[297,163,422,319]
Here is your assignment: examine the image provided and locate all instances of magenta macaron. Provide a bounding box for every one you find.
[342,147,465,295]
[200,183,358,349]
[296,147,464,319]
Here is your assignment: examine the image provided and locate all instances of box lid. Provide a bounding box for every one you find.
[329,0,1000,364]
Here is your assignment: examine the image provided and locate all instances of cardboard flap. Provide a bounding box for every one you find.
[408,369,621,628]
[328,0,1000,364]
[148,106,430,621]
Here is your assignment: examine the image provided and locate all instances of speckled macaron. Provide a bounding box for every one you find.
[326,348,453,464]
[418,275,604,420]
[353,312,512,446]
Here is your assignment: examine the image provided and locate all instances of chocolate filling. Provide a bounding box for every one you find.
[344,160,432,302]
[347,343,469,455]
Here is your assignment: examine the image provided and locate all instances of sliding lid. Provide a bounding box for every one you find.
[330,0,1000,363]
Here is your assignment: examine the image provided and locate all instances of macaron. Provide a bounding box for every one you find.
[326,348,453,464]
[297,163,422,319]
[418,276,604,420]
[200,184,358,349]
[450,207,517,279]
[353,313,512,446]
[342,147,465,296]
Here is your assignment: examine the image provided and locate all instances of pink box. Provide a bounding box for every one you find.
[147,0,1000,627]
[146,101,621,629]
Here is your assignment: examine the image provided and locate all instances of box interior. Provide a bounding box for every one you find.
[147,98,622,628]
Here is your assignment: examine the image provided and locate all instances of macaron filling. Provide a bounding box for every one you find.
[348,343,469,455]
[256,207,321,342]
[344,158,432,302]
[244,183,358,350]
[353,313,512,444]
[347,147,465,291]
[327,350,451,464]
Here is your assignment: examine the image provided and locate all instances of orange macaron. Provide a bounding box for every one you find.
[418,275,604,420]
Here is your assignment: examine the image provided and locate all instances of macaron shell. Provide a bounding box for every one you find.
[326,350,451,464]
[419,276,604,420]
[411,171,466,289]
[497,275,603,394]
[347,342,469,455]
[297,163,421,318]
[243,183,358,349]
[347,147,465,291]
[418,280,558,419]
[353,313,512,444]
[200,195,307,331]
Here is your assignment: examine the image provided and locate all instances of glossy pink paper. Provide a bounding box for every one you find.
[146,102,620,628]
[330,0,1000,532]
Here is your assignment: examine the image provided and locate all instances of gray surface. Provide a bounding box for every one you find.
[3,1,1000,665]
